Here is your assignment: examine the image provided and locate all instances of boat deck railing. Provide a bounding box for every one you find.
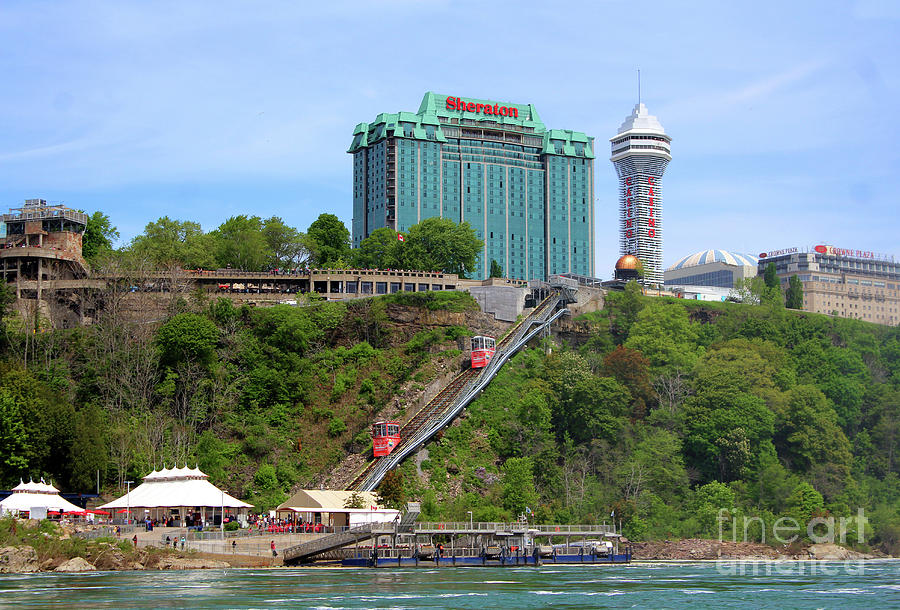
[411,522,615,535]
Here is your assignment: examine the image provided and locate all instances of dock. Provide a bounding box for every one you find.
[282,507,629,566]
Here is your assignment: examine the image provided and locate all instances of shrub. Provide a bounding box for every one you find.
[328,417,347,437]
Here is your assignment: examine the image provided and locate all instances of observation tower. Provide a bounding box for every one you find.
[610,103,671,286]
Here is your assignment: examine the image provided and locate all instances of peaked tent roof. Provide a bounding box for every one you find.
[0,478,83,514]
[98,466,251,510]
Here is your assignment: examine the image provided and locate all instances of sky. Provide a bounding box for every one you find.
[1,0,899,274]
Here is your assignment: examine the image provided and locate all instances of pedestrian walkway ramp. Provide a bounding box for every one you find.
[282,522,378,565]
[282,501,422,564]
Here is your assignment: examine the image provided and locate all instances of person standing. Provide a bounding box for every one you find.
[271,540,277,557]
[180,535,185,551]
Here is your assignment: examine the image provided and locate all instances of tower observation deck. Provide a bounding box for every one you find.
[610,104,671,286]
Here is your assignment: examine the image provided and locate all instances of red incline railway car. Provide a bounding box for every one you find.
[470,336,496,369]
[372,421,401,457]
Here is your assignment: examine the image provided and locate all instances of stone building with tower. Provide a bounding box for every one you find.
[0,199,90,326]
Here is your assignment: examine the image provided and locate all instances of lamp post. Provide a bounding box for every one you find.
[467,511,473,530]
[221,489,225,537]
[125,480,134,525]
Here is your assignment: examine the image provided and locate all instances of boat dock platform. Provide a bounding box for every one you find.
[283,513,631,567]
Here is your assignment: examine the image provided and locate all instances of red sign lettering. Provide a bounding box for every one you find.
[446,96,519,119]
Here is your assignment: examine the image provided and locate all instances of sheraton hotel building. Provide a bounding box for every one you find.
[349,92,595,280]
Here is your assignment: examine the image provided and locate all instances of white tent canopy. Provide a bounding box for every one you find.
[99,466,251,510]
[0,478,84,515]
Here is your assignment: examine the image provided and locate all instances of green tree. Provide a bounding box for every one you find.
[156,313,220,366]
[212,215,271,271]
[785,481,824,524]
[81,211,119,262]
[0,388,30,485]
[68,403,107,491]
[352,227,403,269]
[602,346,656,419]
[545,353,631,443]
[129,216,217,269]
[684,383,775,482]
[619,428,689,500]
[692,481,737,538]
[377,470,406,509]
[763,262,783,305]
[0,368,75,487]
[248,464,287,511]
[785,275,804,309]
[764,262,778,289]
[773,385,852,495]
[262,216,307,268]
[403,217,482,277]
[625,302,703,372]
[306,213,350,268]
[729,276,765,304]
[489,259,502,278]
[195,429,231,484]
[605,280,645,342]
[501,457,539,516]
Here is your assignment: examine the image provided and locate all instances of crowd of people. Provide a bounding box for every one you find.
[246,514,328,534]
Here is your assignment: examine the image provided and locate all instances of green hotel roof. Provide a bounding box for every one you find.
[349,91,593,158]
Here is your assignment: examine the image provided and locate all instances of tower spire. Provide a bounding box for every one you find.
[637,69,641,105]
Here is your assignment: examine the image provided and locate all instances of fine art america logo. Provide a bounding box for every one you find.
[714,508,870,576]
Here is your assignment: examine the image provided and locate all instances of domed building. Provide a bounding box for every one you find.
[665,249,758,289]
[614,254,641,281]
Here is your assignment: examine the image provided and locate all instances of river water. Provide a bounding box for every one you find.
[1,561,898,608]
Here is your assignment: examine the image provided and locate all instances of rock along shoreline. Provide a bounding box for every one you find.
[0,539,891,573]
[0,544,277,573]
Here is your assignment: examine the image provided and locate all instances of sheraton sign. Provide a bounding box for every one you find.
[446,96,519,118]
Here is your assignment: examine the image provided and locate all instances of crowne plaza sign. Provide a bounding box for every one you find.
[814,244,876,259]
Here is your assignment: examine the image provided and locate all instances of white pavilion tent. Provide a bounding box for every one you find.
[99,465,251,526]
[0,479,84,516]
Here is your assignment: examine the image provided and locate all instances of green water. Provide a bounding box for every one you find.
[1,561,898,608]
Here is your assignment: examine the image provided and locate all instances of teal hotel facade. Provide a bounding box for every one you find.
[349,92,595,280]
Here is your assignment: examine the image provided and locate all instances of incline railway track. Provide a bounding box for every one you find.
[346,293,561,491]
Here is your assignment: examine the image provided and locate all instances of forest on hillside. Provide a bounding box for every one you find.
[1,274,898,553]
[388,284,899,554]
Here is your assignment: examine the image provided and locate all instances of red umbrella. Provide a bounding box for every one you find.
[88,509,110,515]
[116,509,131,514]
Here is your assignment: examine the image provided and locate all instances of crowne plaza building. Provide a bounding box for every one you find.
[349,92,595,280]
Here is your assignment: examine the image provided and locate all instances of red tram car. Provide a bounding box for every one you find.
[372,421,401,457]
[470,335,496,368]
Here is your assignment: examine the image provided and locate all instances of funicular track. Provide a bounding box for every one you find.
[347,292,567,492]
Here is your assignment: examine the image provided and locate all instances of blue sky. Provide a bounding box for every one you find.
[1,0,898,274]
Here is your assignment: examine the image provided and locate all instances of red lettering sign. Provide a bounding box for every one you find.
[446,96,519,118]
[814,245,827,254]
